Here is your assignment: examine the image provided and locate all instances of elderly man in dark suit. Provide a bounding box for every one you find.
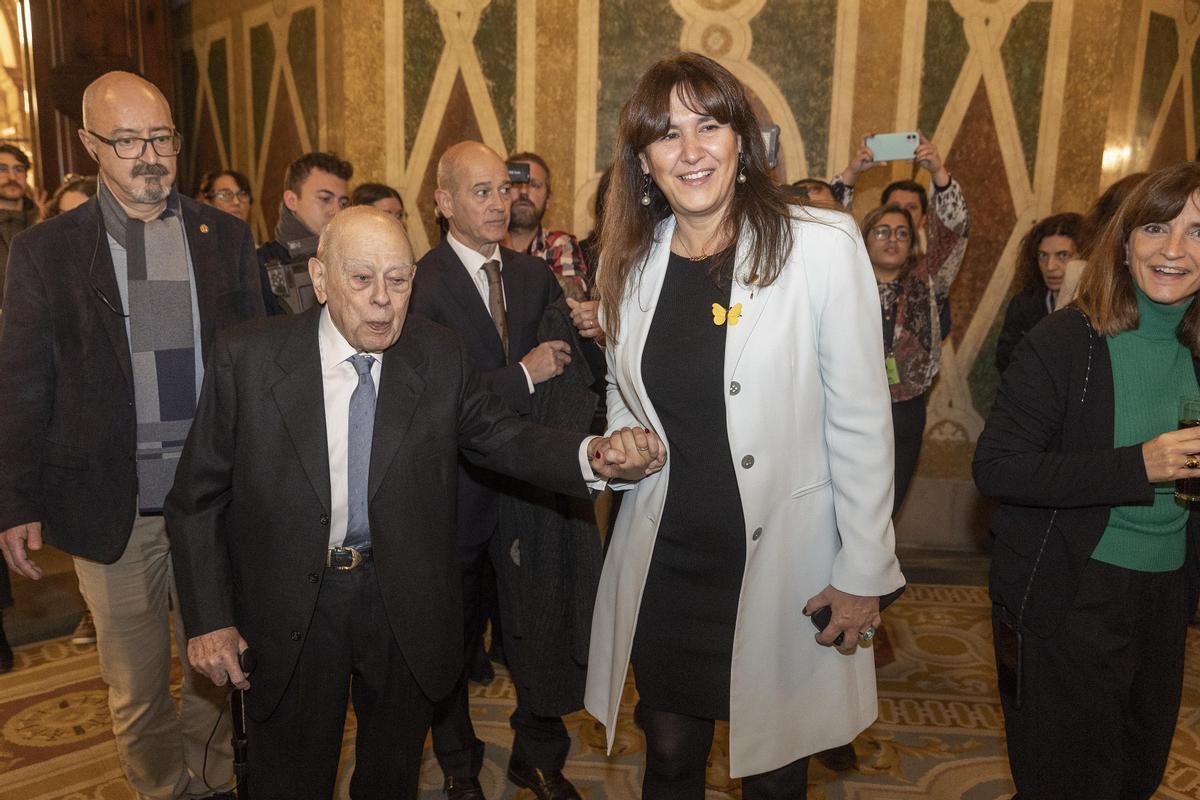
[411,141,593,800]
[0,71,264,799]
[165,206,662,799]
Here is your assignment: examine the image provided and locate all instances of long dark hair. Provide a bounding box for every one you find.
[596,52,794,342]
[1076,162,1200,352]
[1015,212,1082,292]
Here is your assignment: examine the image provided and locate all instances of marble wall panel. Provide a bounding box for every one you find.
[173,0,1199,490]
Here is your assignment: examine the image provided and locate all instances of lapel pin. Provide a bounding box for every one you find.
[199,223,210,234]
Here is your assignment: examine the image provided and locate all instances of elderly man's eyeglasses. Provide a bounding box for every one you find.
[207,189,252,204]
[87,130,183,160]
[868,225,912,242]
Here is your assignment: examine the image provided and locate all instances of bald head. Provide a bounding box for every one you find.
[82,71,171,131]
[78,71,177,220]
[434,141,512,254]
[316,205,412,265]
[310,206,415,352]
[436,141,504,193]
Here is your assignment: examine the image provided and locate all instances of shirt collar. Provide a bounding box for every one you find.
[318,305,384,371]
[447,231,503,273]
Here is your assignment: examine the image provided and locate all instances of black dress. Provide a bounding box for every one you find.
[630,252,747,720]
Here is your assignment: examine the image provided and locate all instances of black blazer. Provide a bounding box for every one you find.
[410,239,564,546]
[164,309,589,719]
[995,285,1051,373]
[0,194,264,562]
[974,307,1200,638]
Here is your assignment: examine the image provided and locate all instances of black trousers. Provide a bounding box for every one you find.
[432,534,570,778]
[891,393,926,516]
[994,558,1187,800]
[245,561,433,799]
[0,563,11,609]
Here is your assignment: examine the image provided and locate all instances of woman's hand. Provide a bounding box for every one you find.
[803,585,881,655]
[566,297,603,340]
[1142,427,1200,482]
[914,132,950,189]
[839,136,878,187]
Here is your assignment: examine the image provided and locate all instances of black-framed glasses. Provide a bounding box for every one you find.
[868,224,912,242]
[207,189,252,204]
[87,129,182,160]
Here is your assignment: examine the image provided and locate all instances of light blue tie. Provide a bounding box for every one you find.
[344,354,376,550]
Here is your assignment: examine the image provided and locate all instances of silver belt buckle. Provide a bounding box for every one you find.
[326,546,363,571]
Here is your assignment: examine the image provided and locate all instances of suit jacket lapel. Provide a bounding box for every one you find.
[181,200,220,362]
[500,247,530,350]
[724,229,778,380]
[271,308,332,513]
[74,199,133,392]
[369,324,426,500]
[436,241,508,363]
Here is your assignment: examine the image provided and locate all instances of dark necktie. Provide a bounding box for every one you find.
[481,259,509,359]
[344,354,376,550]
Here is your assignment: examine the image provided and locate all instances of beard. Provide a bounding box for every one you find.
[0,180,23,198]
[509,200,543,231]
[127,162,172,203]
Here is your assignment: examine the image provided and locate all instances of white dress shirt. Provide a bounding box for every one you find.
[445,232,535,393]
[318,306,382,548]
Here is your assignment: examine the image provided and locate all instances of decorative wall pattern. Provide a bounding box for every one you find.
[174,0,1200,506]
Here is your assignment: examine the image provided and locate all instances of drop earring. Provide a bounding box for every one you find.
[737,152,747,184]
[640,174,652,206]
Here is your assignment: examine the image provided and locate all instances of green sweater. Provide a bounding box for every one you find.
[1094,287,1197,571]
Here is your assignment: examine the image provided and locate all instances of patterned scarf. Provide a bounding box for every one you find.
[99,182,198,513]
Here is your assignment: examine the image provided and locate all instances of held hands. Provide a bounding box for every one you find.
[591,427,666,481]
[566,297,603,340]
[1142,427,1200,483]
[187,626,251,690]
[0,521,44,580]
[803,585,881,656]
[521,340,572,384]
[914,132,950,188]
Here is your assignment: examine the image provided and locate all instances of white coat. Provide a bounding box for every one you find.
[584,208,905,778]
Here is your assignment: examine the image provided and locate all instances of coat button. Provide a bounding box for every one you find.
[752,527,762,541]
[741,455,755,469]
[729,381,741,396]
[290,630,302,641]
[320,514,330,526]
[307,572,319,583]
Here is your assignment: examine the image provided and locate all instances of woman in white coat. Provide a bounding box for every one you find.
[582,52,905,798]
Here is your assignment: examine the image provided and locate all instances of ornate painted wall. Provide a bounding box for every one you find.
[172,0,1200,542]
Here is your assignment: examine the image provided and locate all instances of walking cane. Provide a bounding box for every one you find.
[232,648,256,799]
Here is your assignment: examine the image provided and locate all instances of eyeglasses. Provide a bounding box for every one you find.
[87,129,182,160]
[207,189,252,204]
[0,163,28,177]
[868,225,912,242]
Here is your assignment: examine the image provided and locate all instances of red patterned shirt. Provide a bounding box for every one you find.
[525,226,591,301]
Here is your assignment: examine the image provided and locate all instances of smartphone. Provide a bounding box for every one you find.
[506,161,531,184]
[760,124,781,169]
[809,584,907,646]
[865,131,920,162]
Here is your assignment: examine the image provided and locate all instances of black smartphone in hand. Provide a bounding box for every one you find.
[809,584,907,646]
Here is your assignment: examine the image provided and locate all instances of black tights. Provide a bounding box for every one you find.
[636,704,809,799]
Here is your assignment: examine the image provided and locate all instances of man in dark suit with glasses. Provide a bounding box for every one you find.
[0,70,262,800]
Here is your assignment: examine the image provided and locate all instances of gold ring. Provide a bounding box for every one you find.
[1187,455,1199,470]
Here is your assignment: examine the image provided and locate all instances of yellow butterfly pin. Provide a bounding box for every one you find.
[712,302,743,326]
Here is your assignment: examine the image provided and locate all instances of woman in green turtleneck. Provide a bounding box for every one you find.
[974,161,1200,800]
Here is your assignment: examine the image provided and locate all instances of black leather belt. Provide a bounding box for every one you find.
[326,545,372,571]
